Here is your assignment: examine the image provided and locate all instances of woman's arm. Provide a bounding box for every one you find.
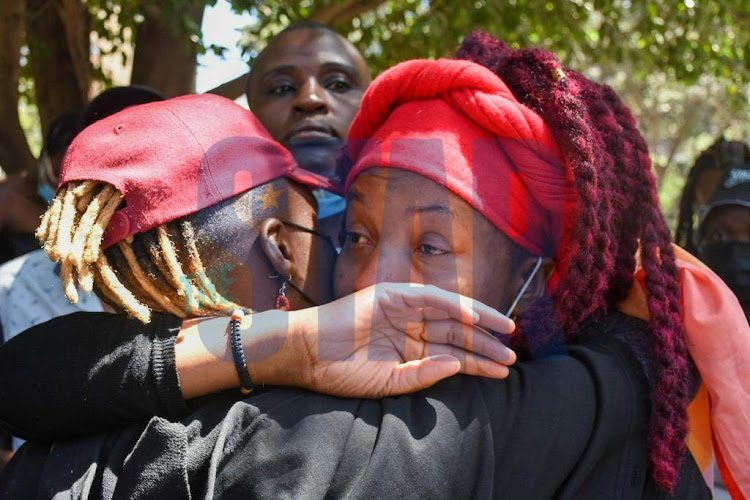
[6,319,707,498]
[0,284,515,441]
[0,312,187,441]
[172,323,707,498]
[0,314,709,498]
[177,283,516,399]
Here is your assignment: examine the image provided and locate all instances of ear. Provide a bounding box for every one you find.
[511,256,555,315]
[258,218,292,279]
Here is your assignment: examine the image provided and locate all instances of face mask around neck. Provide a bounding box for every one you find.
[505,257,544,318]
[313,189,347,220]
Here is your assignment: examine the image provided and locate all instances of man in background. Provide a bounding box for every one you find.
[245,21,371,241]
[695,161,750,321]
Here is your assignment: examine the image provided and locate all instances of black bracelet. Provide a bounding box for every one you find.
[229,309,254,395]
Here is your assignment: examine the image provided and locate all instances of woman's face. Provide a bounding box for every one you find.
[334,169,528,311]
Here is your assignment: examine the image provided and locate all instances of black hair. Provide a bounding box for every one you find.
[44,111,82,157]
[80,85,166,130]
[280,20,340,37]
[246,21,344,97]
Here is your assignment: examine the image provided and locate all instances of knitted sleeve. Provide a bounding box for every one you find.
[0,312,188,442]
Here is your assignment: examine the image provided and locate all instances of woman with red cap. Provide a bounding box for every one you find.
[3,32,738,498]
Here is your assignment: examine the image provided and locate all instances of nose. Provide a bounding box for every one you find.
[354,247,414,291]
[293,78,328,114]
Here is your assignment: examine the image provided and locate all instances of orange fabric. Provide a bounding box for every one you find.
[617,244,750,499]
[686,385,714,484]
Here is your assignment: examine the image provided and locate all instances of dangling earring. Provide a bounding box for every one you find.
[275,276,291,311]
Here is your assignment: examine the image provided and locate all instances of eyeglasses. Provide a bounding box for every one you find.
[278,220,338,256]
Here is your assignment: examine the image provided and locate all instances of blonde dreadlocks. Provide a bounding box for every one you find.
[37,180,244,323]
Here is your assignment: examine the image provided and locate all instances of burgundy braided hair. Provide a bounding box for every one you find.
[456,31,691,492]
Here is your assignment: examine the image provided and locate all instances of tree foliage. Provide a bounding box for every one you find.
[232,0,750,224]
[3,0,749,226]
[235,1,748,91]
[3,0,207,176]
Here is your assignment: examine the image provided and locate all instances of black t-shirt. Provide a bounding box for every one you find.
[0,312,710,498]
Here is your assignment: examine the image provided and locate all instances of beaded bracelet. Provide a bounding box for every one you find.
[228,308,254,395]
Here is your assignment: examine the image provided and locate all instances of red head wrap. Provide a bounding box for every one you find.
[344,59,576,258]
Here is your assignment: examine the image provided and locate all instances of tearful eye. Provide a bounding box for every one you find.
[342,231,371,247]
[418,244,449,256]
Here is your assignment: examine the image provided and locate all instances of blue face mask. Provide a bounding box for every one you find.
[37,180,57,205]
[37,152,58,204]
[314,189,347,220]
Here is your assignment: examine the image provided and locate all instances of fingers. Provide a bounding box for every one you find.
[386,349,511,396]
[423,319,516,365]
[425,344,511,379]
[421,306,452,321]
[388,355,461,395]
[390,284,514,335]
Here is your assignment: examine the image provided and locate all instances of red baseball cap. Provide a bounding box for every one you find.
[60,94,339,249]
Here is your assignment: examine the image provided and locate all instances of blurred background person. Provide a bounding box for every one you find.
[0,84,165,466]
[696,162,750,321]
[675,139,750,320]
[0,112,80,265]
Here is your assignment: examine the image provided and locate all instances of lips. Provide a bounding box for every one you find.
[284,122,338,143]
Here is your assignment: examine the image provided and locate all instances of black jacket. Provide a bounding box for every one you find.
[0,312,709,499]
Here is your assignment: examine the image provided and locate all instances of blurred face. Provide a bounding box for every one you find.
[700,205,750,246]
[694,168,724,208]
[334,169,532,312]
[248,28,370,180]
[48,151,66,181]
[698,205,750,319]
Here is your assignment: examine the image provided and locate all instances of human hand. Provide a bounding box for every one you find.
[0,172,46,234]
[283,283,516,398]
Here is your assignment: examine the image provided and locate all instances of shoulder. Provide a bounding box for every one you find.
[571,311,655,381]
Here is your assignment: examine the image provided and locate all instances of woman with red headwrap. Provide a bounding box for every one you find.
[335,50,700,495]
[3,32,738,498]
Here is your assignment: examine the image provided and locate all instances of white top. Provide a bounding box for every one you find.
[0,249,104,341]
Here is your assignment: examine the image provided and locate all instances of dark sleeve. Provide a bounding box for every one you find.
[202,334,648,498]
[190,332,704,499]
[0,312,189,442]
[1,331,709,498]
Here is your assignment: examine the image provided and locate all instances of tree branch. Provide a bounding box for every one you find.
[324,0,390,26]
[0,0,36,176]
[205,73,248,100]
[56,0,90,104]
[131,4,204,97]
[204,0,387,100]
[654,98,700,187]
[26,0,88,138]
